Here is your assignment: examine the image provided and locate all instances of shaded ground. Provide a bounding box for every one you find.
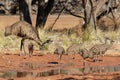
[0,15,120,80]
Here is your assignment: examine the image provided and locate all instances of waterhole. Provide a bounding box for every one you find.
[0,64,120,79]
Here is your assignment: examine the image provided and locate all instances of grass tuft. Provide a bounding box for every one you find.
[1,24,120,56]
[0,28,20,52]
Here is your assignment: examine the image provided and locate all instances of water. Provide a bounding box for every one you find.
[20,62,41,70]
[0,64,120,79]
[20,62,74,69]
[0,69,67,78]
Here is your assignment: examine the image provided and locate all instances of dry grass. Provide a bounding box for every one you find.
[1,25,120,56]
[0,28,20,53]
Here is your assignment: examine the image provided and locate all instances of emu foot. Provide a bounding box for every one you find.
[29,55,32,57]
[23,53,26,57]
[19,52,22,56]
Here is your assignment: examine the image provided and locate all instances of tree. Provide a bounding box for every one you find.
[3,0,120,32]
[60,0,120,31]
[18,0,54,31]
[36,0,54,29]
[19,0,32,24]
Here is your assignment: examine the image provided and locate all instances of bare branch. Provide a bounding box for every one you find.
[48,7,65,31]
[65,8,84,19]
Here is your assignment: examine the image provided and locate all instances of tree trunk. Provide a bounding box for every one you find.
[36,0,54,29]
[82,0,97,41]
[19,0,32,24]
[5,0,9,14]
[43,0,54,27]
[35,0,45,29]
[82,0,94,29]
[27,0,32,21]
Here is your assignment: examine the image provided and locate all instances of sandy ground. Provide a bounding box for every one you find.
[0,15,82,29]
[0,15,120,80]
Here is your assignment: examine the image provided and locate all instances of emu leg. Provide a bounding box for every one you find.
[99,52,104,62]
[73,52,75,59]
[95,55,98,62]
[29,51,31,57]
[83,59,86,67]
[97,54,100,62]
[58,54,62,64]
[59,54,62,60]
[93,55,97,62]
[20,40,23,56]
[20,38,26,56]
[28,49,30,57]
[29,49,33,57]
[31,49,33,56]
[23,43,26,56]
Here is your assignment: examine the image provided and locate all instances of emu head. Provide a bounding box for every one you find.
[39,38,53,50]
[41,38,53,46]
[4,26,12,36]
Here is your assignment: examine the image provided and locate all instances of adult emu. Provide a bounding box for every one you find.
[4,21,43,56]
[28,42,34,57]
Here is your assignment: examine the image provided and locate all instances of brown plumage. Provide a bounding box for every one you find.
[89,38,114,61]
[4,21,42,56]
[79,48,94,60]
[66,43,81,59]
[79,48,95,66]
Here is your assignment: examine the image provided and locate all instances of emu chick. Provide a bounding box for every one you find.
[79,48,94,60]
[79,48,95,66]
[54,46,65,60]
[66,44,81,59]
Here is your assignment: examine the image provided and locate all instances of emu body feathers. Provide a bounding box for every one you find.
[4,21,42,56]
